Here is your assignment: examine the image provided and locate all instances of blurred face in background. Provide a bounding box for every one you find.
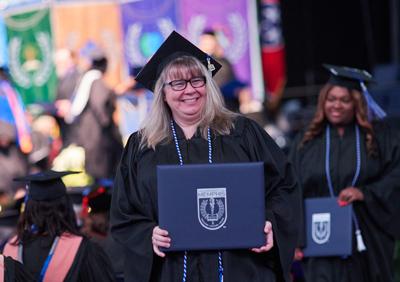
[324,86,355,127]
[198,34,224,58]
[54,49,76,79]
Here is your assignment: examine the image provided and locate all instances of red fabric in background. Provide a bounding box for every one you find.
[260,0,286,105]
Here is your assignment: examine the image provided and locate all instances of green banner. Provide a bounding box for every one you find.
[6,8,57,104]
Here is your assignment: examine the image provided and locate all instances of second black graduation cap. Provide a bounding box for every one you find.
[135,30,222,92]
[323,64,387,120]
[323,64,376,91]
[13,170,81,201]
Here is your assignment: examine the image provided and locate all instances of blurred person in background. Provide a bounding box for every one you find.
[81,182,124,281]
[288,64,400,282]
[114,66,153,144]
[198,29,248,113]
[0,66,31,204]
[53,48,83,149]
[62,49,123,181]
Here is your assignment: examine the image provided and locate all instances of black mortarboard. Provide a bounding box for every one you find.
[13,170,81,201]
[82,179,113,216]
[135,30,222,92]
[323,64,376,91]
[323,64,386,120]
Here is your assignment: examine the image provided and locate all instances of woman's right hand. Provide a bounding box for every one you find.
[152,226,171,257]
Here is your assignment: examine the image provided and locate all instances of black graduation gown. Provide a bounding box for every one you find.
[111,116,301,282]
[1,255,35,282]
[288,122,400,282]
[0,121,30,197]
[20,234,116,281]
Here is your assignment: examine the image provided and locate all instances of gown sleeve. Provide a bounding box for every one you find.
[287,131,306,248]
[65,238,116,282]
[2,255,36,282]
[110,133,158,281]
[238,118,301,282]
[358,123,400,239]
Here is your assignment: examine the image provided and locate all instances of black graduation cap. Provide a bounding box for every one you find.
[82,179,113,216]
[323,64,376,91]
[135,30,222,92]
[323,64,386,120]
[13,170,81,201]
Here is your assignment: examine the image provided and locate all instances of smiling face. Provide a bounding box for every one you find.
[324,86,355,127]
[163,63,207,126]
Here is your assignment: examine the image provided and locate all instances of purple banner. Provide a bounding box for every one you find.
[121,0,179,69]
[181,0,251,85]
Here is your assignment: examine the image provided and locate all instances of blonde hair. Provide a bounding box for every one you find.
[300,83,378,156]
[139,55,238,149]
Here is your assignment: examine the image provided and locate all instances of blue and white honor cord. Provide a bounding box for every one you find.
[171,118,223,282]
[325,123,366,252]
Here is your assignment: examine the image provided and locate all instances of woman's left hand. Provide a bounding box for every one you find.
[251,221,274,253]
[338,187,364,205]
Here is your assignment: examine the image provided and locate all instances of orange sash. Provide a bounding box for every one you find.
[0,255,4,282]
[3,233,83,282]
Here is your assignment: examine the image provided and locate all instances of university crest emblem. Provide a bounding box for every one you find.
[8,32,53,89]
[197,188,227,230]
[311,213,331,244]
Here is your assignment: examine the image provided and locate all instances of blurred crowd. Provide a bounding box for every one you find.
[1,27,399,282]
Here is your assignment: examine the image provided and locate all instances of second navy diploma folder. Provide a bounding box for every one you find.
[157,162,266,252]
[302,197,353,257]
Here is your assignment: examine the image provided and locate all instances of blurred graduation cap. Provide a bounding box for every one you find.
[13,170,81,201]
[135,30,222,92]
[82,179,113,217]
[0,196,23,227]
[129,66,146,90]
[323,64,387,120]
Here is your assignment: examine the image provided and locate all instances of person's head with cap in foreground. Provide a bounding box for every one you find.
[135,30,239,149]
[12,170,80,244]
[300,64,386,156]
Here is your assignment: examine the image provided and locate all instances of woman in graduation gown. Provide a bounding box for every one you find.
[2,170,116,282]
[288,64,400,282]
[110,31,301,282]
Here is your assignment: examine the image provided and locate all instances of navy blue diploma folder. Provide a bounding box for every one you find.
[302,197,353,257]
[157,162,266,252]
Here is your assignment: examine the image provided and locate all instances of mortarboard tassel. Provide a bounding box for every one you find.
[24,181,29,204]
[206,54,215,77]
[355,229,367,252]
[350,72,387,121]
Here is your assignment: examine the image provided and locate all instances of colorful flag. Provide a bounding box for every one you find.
[121,0,178,69]
[0,0,41,11]
[181,0,250,84]
[180,0,264,102]
[0,80,32,153]
[0,17,8,67]
[52,2,123,88]
[5,8,57,104]
[260,0,286,107]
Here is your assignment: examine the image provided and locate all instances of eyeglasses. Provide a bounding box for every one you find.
[165,76,206,91]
